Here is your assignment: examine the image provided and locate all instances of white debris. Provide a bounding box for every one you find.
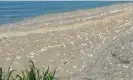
[16,55,21,59]
[73,66,76,68]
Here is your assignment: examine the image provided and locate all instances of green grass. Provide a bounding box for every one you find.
[0,59,56,80]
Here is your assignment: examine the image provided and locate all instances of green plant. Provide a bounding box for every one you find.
[1,59,56,80]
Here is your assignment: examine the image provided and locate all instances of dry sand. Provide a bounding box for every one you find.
[0,3,133,80]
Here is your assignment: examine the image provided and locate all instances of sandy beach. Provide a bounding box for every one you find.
[0,3,133,80]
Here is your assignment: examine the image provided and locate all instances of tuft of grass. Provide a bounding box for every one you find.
[0,59,56,80]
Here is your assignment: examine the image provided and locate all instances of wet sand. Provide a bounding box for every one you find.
[0,3,133,80]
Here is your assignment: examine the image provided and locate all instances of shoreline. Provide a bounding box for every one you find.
[0,7,130,37]
[0,3,132,37]
[0,3,129,27]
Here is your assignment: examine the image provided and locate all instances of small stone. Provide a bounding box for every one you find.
[64,61,68,65]
[121,60,131,64]
[112,54,116,57]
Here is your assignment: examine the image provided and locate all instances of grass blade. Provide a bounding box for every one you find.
[7,70,15,80]
[43,66,49,78]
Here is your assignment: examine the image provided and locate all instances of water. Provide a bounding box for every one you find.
[0,1,128,25]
